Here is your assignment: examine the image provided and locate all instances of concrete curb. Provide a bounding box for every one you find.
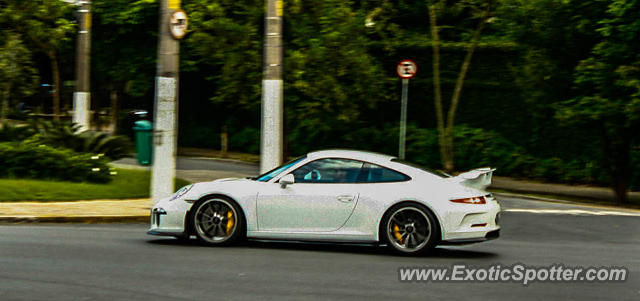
[492,192,579,205]
[0,215,149,224]
[493,192,640,213]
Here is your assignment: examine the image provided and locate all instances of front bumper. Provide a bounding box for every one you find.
[147,197,191,237]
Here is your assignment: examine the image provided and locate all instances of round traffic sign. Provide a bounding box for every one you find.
[169,10,189,40]
[397,60,417,79]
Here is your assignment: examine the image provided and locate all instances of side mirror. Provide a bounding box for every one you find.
[279,174,295,188]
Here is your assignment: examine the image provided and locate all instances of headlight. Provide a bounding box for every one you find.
[170,184,193,201]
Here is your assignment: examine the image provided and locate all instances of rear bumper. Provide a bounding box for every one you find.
[439,197,501,244]
[440,229,500,245]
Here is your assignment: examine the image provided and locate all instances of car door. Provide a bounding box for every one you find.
[256,158,363,232]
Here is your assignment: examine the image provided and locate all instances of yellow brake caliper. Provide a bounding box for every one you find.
[393,224,403,244]
[225,211,234,235]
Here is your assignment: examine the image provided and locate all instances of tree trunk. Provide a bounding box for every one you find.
[428,5,450,171]
[1,86,9,121]
[600,123,631,203]
[110,87,119,135]
[443,13,487,173]
[49,50,61,121]
[612,130,631,204]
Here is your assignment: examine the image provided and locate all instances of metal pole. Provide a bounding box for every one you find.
[151,0,180,203]
[398,78,409,160]
[260,0,284,173]
[72,0,91,131]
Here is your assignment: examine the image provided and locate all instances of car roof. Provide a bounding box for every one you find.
[306,149,396,164]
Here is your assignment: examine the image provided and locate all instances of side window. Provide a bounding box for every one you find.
[361,163,410,183]
[292,158,364,184]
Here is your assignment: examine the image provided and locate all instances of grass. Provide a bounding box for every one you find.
[0,168,191,202]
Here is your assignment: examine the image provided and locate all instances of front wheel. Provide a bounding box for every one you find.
[382,203,439,255]
[191,196,245,245]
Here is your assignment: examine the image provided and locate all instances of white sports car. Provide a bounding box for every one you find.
[148,149,500,254]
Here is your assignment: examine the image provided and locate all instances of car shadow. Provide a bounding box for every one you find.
[146,238,497,259]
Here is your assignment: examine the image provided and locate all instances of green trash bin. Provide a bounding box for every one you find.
[132,120,153,165]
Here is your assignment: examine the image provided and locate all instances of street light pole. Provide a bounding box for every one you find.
[72,0,91,131]
[150,0,181,203]
[260,0,284,173]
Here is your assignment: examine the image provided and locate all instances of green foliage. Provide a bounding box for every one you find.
[403,125,609,186]
[27,120,133,160]
[0,32,39,114]
[0,120,132,160]
[0,142,111,183]
[0,0,76,50]
[229,127,260,154]
[183,0,263,109]
[92,0,159,97]
[554,0,640,201]
[0,122,35,142]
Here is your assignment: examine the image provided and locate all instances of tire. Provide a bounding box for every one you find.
[190,196,245,246]
[380,203,440,255]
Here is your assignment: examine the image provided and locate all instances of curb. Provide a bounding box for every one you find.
[493,192,640,213]
[492,192,579,205]
[0,215,149,224]
[179,156,260,167]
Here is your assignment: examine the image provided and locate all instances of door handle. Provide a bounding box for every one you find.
[337,195,355,203]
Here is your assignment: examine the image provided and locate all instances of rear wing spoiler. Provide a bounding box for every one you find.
[450,167,496,190]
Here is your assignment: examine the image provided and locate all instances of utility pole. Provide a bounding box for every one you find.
[151,0,185,203]
[260,0,284,173]
[72,0,91,131]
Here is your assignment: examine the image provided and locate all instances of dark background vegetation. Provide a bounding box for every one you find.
[1,0,638,197]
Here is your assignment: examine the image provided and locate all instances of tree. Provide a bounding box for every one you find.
[183,0,390,153]
[0,32,39,121]
[91,0,159,133]
[428,0,495,172]
[557,0,640,203]
[284,0,390,152]
[0,0,75,120]
[498,0,608,158]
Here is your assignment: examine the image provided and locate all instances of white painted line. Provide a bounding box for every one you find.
[504,209,640,217]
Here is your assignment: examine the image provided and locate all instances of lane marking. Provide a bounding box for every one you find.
[504,209,640,217]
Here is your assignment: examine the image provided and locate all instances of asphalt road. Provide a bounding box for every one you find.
[1,199,639,300]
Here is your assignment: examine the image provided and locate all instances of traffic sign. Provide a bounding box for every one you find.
[169,10,189,40]
[397,60,417,79]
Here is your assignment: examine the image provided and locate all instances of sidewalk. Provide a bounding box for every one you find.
[0,199,150,223]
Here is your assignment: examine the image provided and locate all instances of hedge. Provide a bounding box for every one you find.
[0,142,112,183]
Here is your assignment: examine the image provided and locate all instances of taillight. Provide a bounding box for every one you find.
[450,196,486,204]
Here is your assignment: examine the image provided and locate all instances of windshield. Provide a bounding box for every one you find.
[253,156,307,182]
[391,158,451,178]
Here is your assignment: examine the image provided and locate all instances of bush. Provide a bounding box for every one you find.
[0,122,35,142]
[21,119,133,160]
[0,142,111,183]
[229,127,260,154]
[401,125,613,187]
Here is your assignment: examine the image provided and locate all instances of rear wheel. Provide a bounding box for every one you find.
[191,196,245,245]
[382,203,439,255]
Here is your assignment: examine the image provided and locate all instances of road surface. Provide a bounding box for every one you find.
[1,200,638,300]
